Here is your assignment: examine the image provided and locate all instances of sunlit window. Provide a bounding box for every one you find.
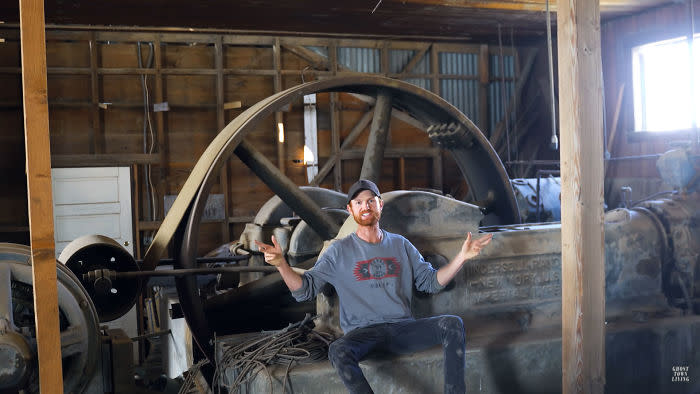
[632,35,700,132]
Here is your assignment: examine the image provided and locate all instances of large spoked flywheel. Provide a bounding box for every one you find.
[142,75,519,360]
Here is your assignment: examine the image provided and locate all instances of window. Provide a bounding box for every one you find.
[632,35,700,132]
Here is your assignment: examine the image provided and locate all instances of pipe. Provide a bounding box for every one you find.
[545,0,558,151]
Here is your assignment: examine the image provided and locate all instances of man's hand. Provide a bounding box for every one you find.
[254,236,286,267]
[254,236,303,291]
[460,232,493,260]
[438,232,493,286]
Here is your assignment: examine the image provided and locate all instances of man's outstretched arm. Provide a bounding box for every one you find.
[254,236,303,291]
[436,232,493,286]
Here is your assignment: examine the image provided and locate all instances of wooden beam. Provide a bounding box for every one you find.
[478,44,490,134]
[51,153,160,167]
[273,38,285,174]
[399,44,431,75]
[360,90,393,182]
[430,44,440,95]
[311,109,374,186]
[154,35,168,199]
[398,0,664,13]
[348,93,426,130]
[282,44,331,71]
[330,91,342,190]
[341,147,440,159]
[489,48,538,152]
[215,35,230,244]
[89,31,101,154]
[19,0,64,391]
[556,0,606,393]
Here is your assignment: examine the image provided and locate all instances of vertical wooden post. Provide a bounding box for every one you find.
[154,35,167,196]
[556,0,606,393]
[89,31,102,154]
[215,36,230,243]
[19,0,64,392]
[360,90,392,183]
[329,41,342,191]
[430,44,439,95]
[273,38,285,174]
[478,44,490,134]
[330,91,342,191]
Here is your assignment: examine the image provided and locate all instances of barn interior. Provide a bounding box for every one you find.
[0,1,699,393]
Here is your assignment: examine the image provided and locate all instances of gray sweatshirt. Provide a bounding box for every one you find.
[291,230,445,333]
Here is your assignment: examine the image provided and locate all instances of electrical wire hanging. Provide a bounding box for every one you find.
[213,315,333,394]
[546,0,558,151]
[138,41,157,224]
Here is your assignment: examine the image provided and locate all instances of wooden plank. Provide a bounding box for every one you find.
[310,109,374,186]
[19,0,64,391]
[478,44,490,133]
[432,42,481,53]
[341,147,440,159]
[89,32,102,154]
[46,67,91,74]
[51,153,160,167]
[398,44,431,75]
[336,38,384,48]
[273,38,285,174]
[329,41,341,190]
[282,44,331,71]
[224,69,277,76]
[330,91,342,190]
[278,36,331,47]
[45,30,90,41]
[432,150,443,190]
[224,35,275,46]
[360,90,393,182]
[556,0,606,393]
[381,41,389,75]
[95,31,157,42]
[604,84,625,175]
[388,41,434,50]
[430,44,439,94]
[98,68,156,75]
[160,69,217,75]
[215,35,230,243]
[0,67,22,74]
[348,93,426,130]
[154,35,168,197]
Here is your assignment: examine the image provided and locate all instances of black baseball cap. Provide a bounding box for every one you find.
[347,179,381,204]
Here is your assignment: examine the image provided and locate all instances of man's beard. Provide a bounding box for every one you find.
[352,209,380,226]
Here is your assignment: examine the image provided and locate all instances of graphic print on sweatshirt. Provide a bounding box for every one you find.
[353,257,401,281]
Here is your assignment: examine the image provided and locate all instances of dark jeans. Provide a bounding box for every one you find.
[327,315,466,394]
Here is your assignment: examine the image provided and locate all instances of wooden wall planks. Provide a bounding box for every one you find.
[1,28,516,256]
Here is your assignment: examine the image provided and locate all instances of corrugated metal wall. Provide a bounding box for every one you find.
[337,47,381,73]
[438,52,479,124]
[489,54,516,133]
[390,49,431,91]
[302,45,516,134]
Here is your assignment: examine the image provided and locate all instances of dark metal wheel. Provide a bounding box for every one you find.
[0,243,101,393]
[142,75,520,360]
